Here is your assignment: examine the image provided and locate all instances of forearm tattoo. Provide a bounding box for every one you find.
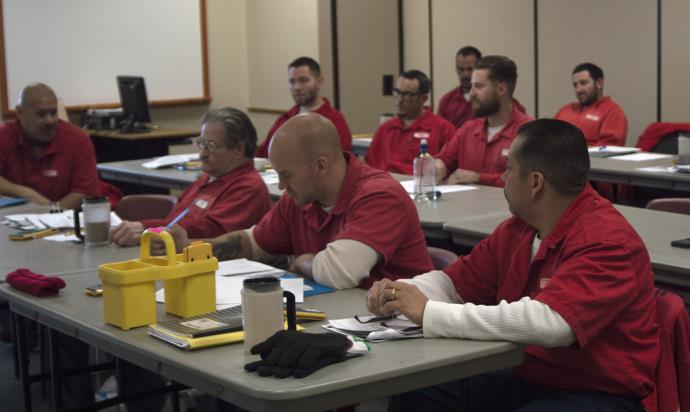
[212,233,245,261]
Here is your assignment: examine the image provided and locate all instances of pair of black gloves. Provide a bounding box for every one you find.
[244,330,351,378]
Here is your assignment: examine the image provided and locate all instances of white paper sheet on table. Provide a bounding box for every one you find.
[3,211,122,230]
[43,233,81,242]
[323,314,423,342]
[610,152,674,162]
[142,154,199,169]
[398,180,477,194]
[155,275,304,309]
[260,170,279,185]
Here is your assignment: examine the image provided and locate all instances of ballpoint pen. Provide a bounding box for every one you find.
[165,208,190,230]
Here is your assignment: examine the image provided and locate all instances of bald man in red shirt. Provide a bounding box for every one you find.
[0,83,100,209]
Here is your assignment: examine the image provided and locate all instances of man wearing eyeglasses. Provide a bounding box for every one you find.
[435,55,533,187]
[255,56,352,157]
[111,107,272,246]
[365,70,455,175]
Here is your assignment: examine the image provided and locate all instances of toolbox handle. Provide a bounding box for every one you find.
[140,228,176,266]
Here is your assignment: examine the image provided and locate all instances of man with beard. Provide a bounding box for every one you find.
[0,83,100,209]
[435,56,533,187]
[111,107,272,246]
[555,62,628,146]
[255,56,352,157]
[161,112,433,290]
[365,70,455,175]
[437,46,526,129]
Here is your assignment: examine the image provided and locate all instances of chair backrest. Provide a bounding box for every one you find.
[646,198,690,215]
[427,247,458,270]
[115,194,178,221]
[650,132,680,154]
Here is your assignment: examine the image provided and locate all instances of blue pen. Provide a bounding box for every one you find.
[165,208,190,229]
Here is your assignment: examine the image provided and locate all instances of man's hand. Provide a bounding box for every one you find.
[288,253,315,278]
[367,279,395,316]
[110,221,145,246]
[151,224,190,255]
[19,187,51,206]
[445,169,480,185]
[380,281,429,325]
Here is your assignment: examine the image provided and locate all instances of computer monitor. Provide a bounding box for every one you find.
[117,76,151,133]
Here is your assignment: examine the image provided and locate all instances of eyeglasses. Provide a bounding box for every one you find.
[195,137,219,153]
[392,88,424,99]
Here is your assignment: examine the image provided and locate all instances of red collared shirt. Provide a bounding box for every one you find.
[365,109,455,175]
[253,153,433,289]
[554,96,628,146]
[444,184,658,399]
[255,98,352,157]
[437,87,528,129]
[437,105,533,187]
[0,119,100,201]
[142,161,272,239]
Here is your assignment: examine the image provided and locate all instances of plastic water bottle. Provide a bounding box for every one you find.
[413,138,436,203]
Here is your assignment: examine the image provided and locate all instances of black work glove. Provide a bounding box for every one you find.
[244,331,351,378]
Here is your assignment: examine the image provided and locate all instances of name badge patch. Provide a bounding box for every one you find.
[585,114,600,122]
[539,278,550,289]
[501,149,509,157]
[194,198,209,209]
[43,169,58,177]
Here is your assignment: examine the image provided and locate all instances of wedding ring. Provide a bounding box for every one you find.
[389,288,397,301]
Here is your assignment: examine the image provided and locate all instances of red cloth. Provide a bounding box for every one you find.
[635,122,690,151]
[253,153,433,289]
[0,119,101,201]
[444,184,659,399]
[436,86,526,128]
[437,105,533,187]
[554,96,628,146]
[365,109,455,175]
[6,268,66,297]
[255,99,352,157]
[141,161,272,239]
[642,290,690,412]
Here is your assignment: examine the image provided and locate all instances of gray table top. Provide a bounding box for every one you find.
[0,271,523,411]
[0,204,139,280]
[443,205,690,287]
[589,155,690,191]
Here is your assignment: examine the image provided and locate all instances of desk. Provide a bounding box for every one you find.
[443,205,690,288]
[589,156,690,192]
[87,128,198,163]
[98,159,509,240]
[351,137,372,156]
[0,204,138,280]
[1,272,524,412]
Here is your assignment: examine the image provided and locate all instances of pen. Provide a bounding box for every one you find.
[165,208,190,230]
[598,145,607,151]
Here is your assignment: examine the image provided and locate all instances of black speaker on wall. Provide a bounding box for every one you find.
[382,74,394,96]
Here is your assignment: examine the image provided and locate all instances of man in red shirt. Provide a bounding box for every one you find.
[255,57,352,157]
[369,119,658,411]
[554,62,628,146]
[437,46,526,129]
[164,112,433,290]
[0,83,100,209]
[365,70,455,175]
[436,56,533,187]
[111,107,272,246]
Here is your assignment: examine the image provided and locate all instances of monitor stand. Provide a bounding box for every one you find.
[119,115,151,134]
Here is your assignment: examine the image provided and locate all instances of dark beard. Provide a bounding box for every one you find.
[472,98,500,117]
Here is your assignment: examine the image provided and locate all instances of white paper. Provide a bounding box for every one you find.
[588,145,641,154]
[216,258,283,277]
[323,314,423,342]
[43,233,81,242]
[260,170,279,185]
[156,275,304,308]
[3,211,122,230]
[609,152,674,162]
[142,153,199,169]
[398,180,478,194]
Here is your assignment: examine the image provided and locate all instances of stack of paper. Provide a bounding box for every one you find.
[260,170,279,185]
[588,146,641,158]
[323,314,423,342]
[142,154,199,169]
[398,180,477,195]
[2,210,122,230]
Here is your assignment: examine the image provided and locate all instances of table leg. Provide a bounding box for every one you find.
[13,313,33,412]
[47,328,63,411]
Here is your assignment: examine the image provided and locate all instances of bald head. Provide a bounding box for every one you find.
[17,83,57,108]
[15,83,59,144]
[269,112,342,161]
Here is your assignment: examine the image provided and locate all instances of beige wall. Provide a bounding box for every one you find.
[538,0,657,145]
[661,0,690,123]
[402,0,430,76]
[431,0,536,117]
[336,0,399,134]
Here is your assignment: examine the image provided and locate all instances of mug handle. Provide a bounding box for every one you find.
[73,207,84,242]
[283,291,297,331]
